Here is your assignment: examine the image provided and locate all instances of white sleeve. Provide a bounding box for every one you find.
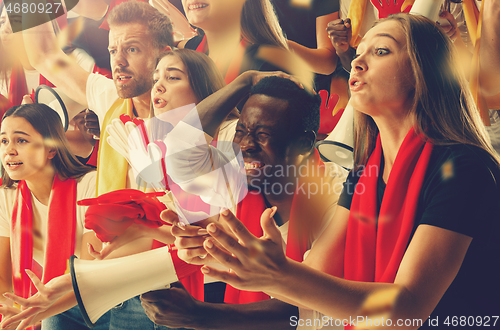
[71,48,96,73]
[86,73,119,127]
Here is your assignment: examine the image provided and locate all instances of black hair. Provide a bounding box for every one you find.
[250,76,321,135]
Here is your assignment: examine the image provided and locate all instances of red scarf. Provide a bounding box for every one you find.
[344,128,433,284]
[8,63,29,107]
[10,176,76,329]
[224,151,327,304]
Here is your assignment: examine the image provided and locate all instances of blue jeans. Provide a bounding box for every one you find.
[41,305,110,330]
[109,296,186,330]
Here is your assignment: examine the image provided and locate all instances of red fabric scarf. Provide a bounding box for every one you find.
[224,151,324,304]
[10,176,76,329]
[8,63,29,107]
[344,128,433,289]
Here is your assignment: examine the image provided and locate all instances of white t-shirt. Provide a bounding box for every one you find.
[86,72,119,128]
[0,171,97,264]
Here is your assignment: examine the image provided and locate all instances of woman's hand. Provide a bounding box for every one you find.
[87,222,168,260]
[200,207,289,293]
[163,209,224,265]
[0,271,72,330]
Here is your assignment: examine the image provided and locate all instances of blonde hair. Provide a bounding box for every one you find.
[353,14,499,168]
[241,0,288,49]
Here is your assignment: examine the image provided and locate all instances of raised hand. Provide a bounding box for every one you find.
[438,11,459,43]
[327,18,352,55]
[200,207,289,293]
[83,109,100,138]
[149,0,197,42]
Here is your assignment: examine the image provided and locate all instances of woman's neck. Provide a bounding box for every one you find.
[25,167,56,206]
[375,115,414,183]
[205,27,242,69]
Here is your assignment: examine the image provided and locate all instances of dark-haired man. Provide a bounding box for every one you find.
[141,72,347,329]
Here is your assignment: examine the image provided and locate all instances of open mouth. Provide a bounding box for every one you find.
[349,77,364,90]
[244,162,265,170]
[188,3,208,10]
[116,75,132,84]
[6,161,23,169]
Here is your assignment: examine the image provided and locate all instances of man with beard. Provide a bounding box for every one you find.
[142,71,347,329]
[22,1,172,194]
[20,3,192,330]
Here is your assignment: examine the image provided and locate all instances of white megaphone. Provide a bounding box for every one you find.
[315,102,354,170]
[35,85,86,131]
[70,246,178,328]
[410,0,446,22]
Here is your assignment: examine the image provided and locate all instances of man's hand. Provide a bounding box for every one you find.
[83,109,100,138]
[327,18,352,55]
[140,282,204,329]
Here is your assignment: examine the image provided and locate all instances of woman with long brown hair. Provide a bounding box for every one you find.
[0,104,109,330]
[193,14,500,329]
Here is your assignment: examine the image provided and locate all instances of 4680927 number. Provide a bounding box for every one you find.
[4,1,62,14]
[443,316,499,327]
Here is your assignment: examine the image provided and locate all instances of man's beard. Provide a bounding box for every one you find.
[114,73,152,99]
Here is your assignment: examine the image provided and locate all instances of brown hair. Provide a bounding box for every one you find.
[107,1,174,50]
[1,104,92,187]
[155,49,239,120]
[353,13,499,167]
[241,0,288,49]
[156,49,226,103]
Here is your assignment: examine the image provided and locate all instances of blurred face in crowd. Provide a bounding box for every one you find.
[349,20,414,119]
[181,0,246,30]
[0,9,24,64]
[108,23,163,99]
[151,55,199,116]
